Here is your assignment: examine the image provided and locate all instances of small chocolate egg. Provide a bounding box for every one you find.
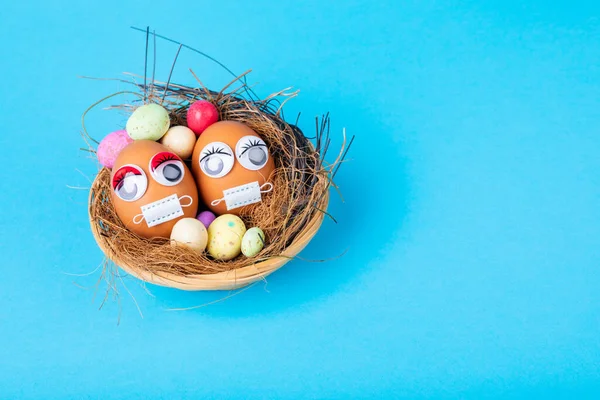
[207,214,246,260]
[170,218,208,253]
[126,103,170,141]
[160,126,196,159]
[241,227,265,257]
[97,129,133,168]
[196,210,216,229]
[187,100,219,135]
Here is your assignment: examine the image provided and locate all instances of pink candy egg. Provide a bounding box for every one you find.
[187,100,219,136]
[97,130,133,168]
[196,210,217,229]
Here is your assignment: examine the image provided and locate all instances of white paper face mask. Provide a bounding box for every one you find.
[211,181,273,211]
[133,194,194,228]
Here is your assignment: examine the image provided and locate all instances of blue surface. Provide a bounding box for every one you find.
[1,1,600,398]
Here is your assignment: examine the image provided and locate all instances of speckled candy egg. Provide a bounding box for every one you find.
[126,103,170,141]
[97,129,133,168]
[207,214,246,261]
[241,227,265,257]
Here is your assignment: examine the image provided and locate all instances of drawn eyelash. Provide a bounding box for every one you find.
[200,146,232,162]
[113,173,125,188]
[149,152,180,172]
[113,168,140,189]
[240,139,266,156]
[155,153,177,164]
[112,165,144,189]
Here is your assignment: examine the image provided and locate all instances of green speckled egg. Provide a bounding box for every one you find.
[126,103,170,141]
[241,227,265,257]
[207,214,247,261]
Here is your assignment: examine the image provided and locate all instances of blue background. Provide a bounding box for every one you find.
[1,0,599,398]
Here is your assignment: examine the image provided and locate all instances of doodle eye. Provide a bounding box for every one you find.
[149,152,185,186]
[112,164,148,202]
[199,142,234,178]
[235,136,269,171]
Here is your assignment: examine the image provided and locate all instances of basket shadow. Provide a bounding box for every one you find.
[148,122,410,317]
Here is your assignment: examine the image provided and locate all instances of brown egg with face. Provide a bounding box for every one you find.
[191,121,275,215]
[111,140,199,238]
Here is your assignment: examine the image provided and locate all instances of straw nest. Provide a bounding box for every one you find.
[83,70,351,291]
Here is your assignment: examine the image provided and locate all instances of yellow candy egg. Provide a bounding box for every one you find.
[170,218,208,253]
[207,214,246,261]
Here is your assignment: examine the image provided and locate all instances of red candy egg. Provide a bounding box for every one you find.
[186,100,219,136]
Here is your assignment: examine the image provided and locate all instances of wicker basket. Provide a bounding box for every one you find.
[88,167,329,291]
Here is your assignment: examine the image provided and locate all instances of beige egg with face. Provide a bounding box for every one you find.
[110,140,199,239]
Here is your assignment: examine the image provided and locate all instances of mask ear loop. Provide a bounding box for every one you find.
[211,182,272,207]
[260,182,274,193]
[133,214,145,225]
[211,198,224,207]
[179,195,193,207]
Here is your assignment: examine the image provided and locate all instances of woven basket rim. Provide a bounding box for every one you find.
[88,170,329,291]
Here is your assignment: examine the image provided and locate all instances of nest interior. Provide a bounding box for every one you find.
[85,72,349,277]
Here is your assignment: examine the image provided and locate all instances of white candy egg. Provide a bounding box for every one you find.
[170,218,208,253]
[160,126,196,159]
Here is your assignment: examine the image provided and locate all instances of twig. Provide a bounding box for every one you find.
[130,26,259,101]
[143,26,149,101]
[161,44,183,105]
[81,91,142,145]
[151,30,157,91]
